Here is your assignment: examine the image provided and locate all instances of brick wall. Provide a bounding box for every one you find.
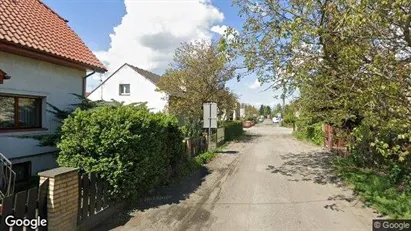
[38,167,79,231]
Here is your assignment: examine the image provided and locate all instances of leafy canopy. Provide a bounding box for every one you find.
[229,0,411,162]
[157,40,239,120]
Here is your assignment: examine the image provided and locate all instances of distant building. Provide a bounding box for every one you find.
[87,63,167,113]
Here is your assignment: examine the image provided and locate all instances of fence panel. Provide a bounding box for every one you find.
[14,191,27,231]
[78,172,118,231]
[95,180,103,212]
[26,187,38,231]
[0,185,47,231]
[89,173,97,215]
[81,174,90,220]
[1,195,13,230]
[183,136,208,159]
[216,127,225,146]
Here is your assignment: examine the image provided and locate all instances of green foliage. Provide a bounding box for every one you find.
[230,0,411,166]
[179,120,203,138]
[157,40,239,121]
[57,104,184,201]
[229,0,411,218]
[272,104,282,117]
[175,151,218,178]
[245,116,257,123]
[193,151,217,167]
[293,123,324,146]
[25,93,128,147]
[281,102,298,127]
[334,157,411,218]
[222,120,243,141]
[241,103,259,119]
[259,104,272,116]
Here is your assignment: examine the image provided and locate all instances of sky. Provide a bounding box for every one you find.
[43,0,290,108]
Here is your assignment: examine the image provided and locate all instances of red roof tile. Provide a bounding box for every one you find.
[0,0,106,72]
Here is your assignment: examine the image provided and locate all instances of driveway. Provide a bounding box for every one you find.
[95,119,378,231]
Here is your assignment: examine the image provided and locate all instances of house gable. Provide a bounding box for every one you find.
[87,64,167,112]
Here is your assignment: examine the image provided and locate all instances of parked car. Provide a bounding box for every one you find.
[272,117,280,123]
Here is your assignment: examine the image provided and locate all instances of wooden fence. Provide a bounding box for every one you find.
[0,179,48,231]
[183,128,226,159]
[183,136,208,159]
[77,172,122,231]
[215,127,225,146]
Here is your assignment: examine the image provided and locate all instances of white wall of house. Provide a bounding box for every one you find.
[0,51,85,174]
[88,65,167,112]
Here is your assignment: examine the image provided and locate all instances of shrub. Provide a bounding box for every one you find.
[222,120,243,141]
[334,157,411,218]
[293,123,324,146]
[245,116,257,123]
[180,120,203,138]
[57,104,184,201]
[175,150,218,178]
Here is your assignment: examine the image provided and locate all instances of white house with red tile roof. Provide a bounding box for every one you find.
[88,63,168,113]
[0,0,106,181]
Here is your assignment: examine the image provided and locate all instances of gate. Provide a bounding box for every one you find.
[77,172,123,230]
[0,179,48,230]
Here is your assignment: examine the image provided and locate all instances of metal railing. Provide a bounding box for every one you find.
[0,152,16,200]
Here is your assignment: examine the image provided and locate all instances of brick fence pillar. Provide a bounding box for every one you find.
[38,167,79,231]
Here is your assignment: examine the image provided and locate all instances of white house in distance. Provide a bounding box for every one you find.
[0,0,106,182]
[88,63,167,112]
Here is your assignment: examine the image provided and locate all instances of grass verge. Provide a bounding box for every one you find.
[175,150,218,179]
[292,131,323,146]
[333,157,411,218]
[175,137,239,179]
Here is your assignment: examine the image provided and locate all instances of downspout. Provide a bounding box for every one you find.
[82,71,96,97]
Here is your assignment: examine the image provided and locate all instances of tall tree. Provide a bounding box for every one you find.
[273,104,282,116]
[229,0,411,162]
[157,40,239,121]
[259,105,265,115]
[265,106,271,116]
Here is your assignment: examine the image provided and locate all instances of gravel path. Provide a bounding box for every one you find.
[95,120,378,231]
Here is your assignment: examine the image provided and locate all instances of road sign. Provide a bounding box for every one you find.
[203,103,217,128]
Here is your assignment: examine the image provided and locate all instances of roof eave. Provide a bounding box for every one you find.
[0,41,107,73]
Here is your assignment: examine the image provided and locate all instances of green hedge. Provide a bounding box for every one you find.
[245,116,257,123]
[57,105,184,201]
[222,120,244,141]
[293,123,324,146]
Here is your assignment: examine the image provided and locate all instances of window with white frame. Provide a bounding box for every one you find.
[119,84,130,95]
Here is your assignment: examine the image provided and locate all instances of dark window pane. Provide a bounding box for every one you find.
[119,84,130,95]
[0,96,15,128]
[18,98,41,128]
[12,162,31,182]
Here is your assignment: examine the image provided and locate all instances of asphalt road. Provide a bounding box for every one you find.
[96,119,378,231]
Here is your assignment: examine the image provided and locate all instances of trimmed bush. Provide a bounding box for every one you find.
[293,123,324,146]
[222,120,244,141]
[57,105,184,201]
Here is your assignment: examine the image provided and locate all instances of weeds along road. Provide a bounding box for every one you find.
[95,119,378,231]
